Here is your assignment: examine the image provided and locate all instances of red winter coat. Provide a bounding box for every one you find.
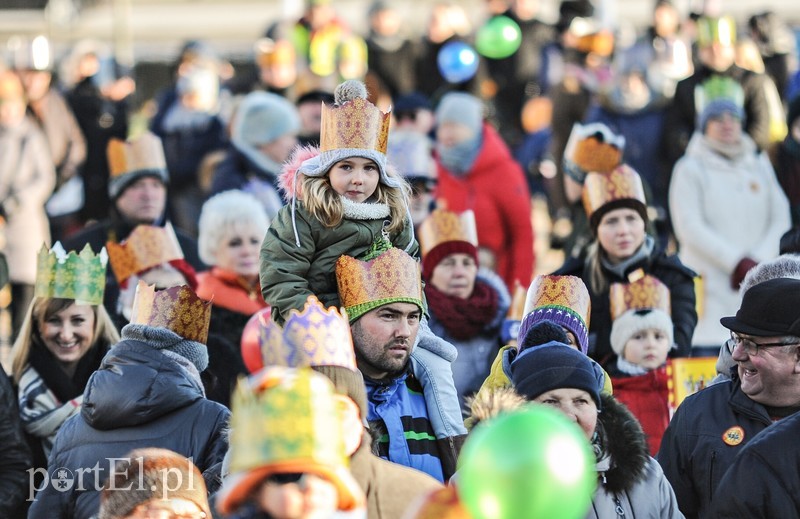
[611,367,670,456]
[435,123,534,290]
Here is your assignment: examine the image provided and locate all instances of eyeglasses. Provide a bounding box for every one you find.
[729,332,799,356]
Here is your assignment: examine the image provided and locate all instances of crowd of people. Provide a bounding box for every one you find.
[0,0,800,517]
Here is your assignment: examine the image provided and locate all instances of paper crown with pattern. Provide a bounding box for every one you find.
[582,164,647,222]
[694,75,745,116]
[336,247,423,322]
[518,275,592,354]
[418,209,478,257]
[564,122,625,178]
[106,224,184,283]
[106,132,169,199]
[609,274,671,321]
[260,296,357,370]
[129,281,212,344]
[217,366,363,515]
[320,90,390,154]
[34,242,108,305]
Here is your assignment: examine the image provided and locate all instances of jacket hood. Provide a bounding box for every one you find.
[597,393,650,494]
[279,144,320,202]
[81,340,205,430]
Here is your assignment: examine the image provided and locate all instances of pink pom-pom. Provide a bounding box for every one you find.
[279,145,320,202]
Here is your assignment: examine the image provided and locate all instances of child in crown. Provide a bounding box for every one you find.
[260,80,466,443]
[607,275,674,455]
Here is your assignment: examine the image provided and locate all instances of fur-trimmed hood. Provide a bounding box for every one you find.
[597,392,650,494]
[278,144,320,203]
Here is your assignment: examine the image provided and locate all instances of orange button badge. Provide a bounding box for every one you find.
[722,426,745,446]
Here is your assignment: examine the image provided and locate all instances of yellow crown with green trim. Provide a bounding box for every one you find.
[694,76,745,116]
[228,366,348,480]
[697,15,736,48]
[34,242,108,305]
[129,281,212,344]
[320,96,390,154]
[260,296,357,370]
[336,247,423,322]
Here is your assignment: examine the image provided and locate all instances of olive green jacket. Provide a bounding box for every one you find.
[260,202,417,324]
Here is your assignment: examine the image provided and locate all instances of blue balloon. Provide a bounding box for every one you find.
[437,41,479,84]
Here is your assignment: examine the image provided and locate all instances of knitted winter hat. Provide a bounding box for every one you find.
[435,92,484,136]
[232,91,300,147]
[98,447,210,519]
[518,320,570,352]
[698,98,744,132]
[418,209,479,280]
[294,79,397,188]
[122,323,209,373]
[517,275,591,354]
[510,343,602,409]
[107,132,169,200]
[610,308,674,356]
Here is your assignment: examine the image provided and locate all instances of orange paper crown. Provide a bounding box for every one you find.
[336,248,423,322]
[582,164,646,220]
[107,131,167,179]
[609,274,671,321]
[260,296,357,370]
[106,225,184,283]
[418,209,478,257]
[129,281,212,344]
[522,275,592,326]
[564,122,625,175]
[320,97,390,154]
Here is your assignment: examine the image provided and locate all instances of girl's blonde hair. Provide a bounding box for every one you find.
[300,165,411,234]
[585,241,610,295]
[11,298,121,383]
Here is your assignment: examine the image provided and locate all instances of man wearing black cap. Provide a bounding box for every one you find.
[657,277,800,518]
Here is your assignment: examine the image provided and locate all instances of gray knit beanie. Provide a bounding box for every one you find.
[122,323,209,373]
[435,92,484,135]
[232,91,300,147]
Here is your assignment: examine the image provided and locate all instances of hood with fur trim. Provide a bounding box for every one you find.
[279,144,319,203]
[596,392,650,494]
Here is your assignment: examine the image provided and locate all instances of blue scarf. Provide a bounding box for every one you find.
[436,133,482,176]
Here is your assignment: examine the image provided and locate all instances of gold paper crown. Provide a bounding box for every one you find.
[320,97,390,154]
[582,164,646,220]
[106,224,184,282]
[418,209,478,257]
[221,367,360,513]
[34,243,108,305]
[129,281,212,344]
[522,275,591,327]
[107,131,167,179]
[609,274,671,321]
[260,296,357,370]
[336,247,423,321]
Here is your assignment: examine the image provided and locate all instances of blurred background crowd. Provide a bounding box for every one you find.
[0,0,797,358]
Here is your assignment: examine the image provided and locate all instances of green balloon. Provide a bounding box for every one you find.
[457,406,596,519]
[476,16,522,59]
